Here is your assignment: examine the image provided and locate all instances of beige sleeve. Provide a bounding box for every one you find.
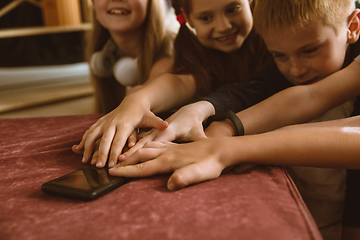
[355,55,360,65]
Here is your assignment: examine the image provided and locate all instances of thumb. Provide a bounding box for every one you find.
[142,113,169,130]
[167,161,223,191]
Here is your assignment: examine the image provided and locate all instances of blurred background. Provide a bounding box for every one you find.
[4,0,356,119]
[0,0,97,118]
[0,0,174,118]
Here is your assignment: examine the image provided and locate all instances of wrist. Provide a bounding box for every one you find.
[206,111,244,136]
[219,136,256,168]
[222,119,237,136]
[216,137,246,168]
[204,119,237,138]
[122,91,152,114]
[183,101,215,123]
[196,101,216,121]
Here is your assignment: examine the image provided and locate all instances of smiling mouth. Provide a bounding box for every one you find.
[108,9,130,15]
[216,32,238,42]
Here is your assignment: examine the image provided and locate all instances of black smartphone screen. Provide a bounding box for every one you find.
[41,166,129,200]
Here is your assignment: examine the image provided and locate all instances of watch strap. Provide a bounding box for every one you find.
[206,111,244,136]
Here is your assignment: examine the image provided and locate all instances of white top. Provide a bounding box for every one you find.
[288,100,355,240]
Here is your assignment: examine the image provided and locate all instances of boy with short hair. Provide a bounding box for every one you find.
[112,0,360,239]
[110,0,360,239]
[201,1,360,239]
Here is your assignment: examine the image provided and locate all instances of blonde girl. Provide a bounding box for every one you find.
[89,0,175,113]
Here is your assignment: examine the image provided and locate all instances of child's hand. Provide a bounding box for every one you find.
[85,138,130,167]
[119,102,213,160]
[109,139,226,191]
[205,119,238,138]
[72,95,168,168]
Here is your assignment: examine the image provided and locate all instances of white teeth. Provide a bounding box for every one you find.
[109,9,128,15]
[217,34,235,41]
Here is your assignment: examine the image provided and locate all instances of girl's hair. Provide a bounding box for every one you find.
[87,0,175,113]
[171,0,270,95]
[253,0,355,37]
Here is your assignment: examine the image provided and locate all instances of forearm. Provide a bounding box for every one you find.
[127,73,196,114]
[219,116,360,169]
[238,60,360,135]
[236,85,316,135]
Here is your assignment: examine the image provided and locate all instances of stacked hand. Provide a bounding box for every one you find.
[119,102,212,160]
[109,138,227,191]
[72,94,168,168]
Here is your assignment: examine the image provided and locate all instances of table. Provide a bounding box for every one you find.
[0,114,322,240]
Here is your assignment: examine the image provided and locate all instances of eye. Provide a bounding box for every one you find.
[226,5,241,14]
[272,53,286,60]
[198,15,212,22]
[303,47,318,55]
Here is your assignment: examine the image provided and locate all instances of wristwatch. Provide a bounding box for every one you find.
[205,111,244,136]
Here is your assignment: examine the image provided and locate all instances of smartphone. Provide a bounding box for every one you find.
[41,166,129,201]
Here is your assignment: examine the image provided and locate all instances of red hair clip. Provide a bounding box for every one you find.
[176,14,186,24]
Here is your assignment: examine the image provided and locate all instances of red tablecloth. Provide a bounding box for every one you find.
[0,115,322,240]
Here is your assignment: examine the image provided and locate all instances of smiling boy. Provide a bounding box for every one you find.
[110,0,360,239]
[200,1,360,239]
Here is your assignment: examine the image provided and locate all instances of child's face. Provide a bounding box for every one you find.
[263,21,350,86]
[186,0,253,53]
[93,0,148,34]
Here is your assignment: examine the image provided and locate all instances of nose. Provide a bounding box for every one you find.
[289,59,307,78]
[215,16,232,32]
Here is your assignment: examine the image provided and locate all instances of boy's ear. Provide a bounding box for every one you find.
[347,9,360,44]
[181,8,193,28]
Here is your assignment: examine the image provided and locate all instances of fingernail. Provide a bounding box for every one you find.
[109,166,120,174]
[108,162,115,168]
[75,145,79,150]
[167,182,176,191]
[82,156,86,163]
